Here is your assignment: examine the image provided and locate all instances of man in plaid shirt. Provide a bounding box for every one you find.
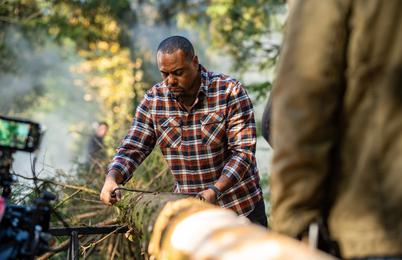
[100,36,266,226]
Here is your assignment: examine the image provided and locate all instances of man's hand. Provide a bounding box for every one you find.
[100,174,122,205]
[197,188,217,204]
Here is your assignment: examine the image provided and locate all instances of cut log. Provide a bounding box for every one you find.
[117,194,336,260]
[116,192,189,252]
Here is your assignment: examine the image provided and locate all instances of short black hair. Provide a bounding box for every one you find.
[157,36,194,61]
[98,121,108,128]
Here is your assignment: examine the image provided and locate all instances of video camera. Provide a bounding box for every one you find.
[0,115,54,260]
[0,115,42,153]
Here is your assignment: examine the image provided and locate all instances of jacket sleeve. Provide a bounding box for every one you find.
[261,95,272,147]
[107,92,156,184]
[222,82,257,183]
[271,0,350,237]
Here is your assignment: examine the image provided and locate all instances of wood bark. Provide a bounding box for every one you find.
[116,191,190,256]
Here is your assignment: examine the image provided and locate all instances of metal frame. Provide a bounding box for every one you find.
[48,225,128,260]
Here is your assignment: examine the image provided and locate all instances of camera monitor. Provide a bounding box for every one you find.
[0,115,42,152]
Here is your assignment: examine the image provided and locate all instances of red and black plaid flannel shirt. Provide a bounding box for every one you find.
[108,65,262,216]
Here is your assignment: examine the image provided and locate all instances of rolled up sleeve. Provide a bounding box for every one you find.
[108,93,156,184]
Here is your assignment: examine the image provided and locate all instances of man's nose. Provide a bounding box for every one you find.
[167,74,177,86]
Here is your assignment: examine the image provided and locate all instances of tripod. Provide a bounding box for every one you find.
[0,150,15,198]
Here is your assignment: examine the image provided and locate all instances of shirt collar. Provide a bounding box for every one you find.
[199,64,209,97]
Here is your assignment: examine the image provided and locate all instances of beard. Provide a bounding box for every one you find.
[168,84,186,97]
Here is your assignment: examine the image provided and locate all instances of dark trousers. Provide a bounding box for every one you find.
[246,199,268,228]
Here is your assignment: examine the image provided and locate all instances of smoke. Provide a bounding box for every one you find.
[0,29,44,112]
[0,27,99,179]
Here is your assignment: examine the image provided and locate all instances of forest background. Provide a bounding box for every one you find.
[0,0,286,258]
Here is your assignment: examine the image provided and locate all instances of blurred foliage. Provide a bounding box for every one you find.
[177,0,284,71]
[175,0,285,99]
[0,0,136,113]
[0,0,143,154]
[0,0,133,48]
[1,0,285,112]
[248,80,273,100]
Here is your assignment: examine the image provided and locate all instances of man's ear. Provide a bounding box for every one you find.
[192,55,199,67]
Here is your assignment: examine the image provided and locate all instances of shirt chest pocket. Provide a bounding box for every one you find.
[156,117,182,148]
[201,113,226,146]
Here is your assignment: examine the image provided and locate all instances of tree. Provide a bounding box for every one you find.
[176,0,286,99]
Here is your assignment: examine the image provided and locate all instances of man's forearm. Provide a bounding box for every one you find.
[222,151,253,184]
[214,175,234,193]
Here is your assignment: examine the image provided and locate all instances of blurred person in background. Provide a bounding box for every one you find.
[270,0,402,258]
[87,121,109,164]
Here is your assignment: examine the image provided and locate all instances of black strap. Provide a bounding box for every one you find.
[207,185,222,200]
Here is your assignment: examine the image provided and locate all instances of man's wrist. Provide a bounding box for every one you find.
[207,185,222,200]
[107,170,124,184]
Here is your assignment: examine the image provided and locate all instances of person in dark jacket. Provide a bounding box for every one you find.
[261,95,272,147]
[270,0,402,258]
[87,122,109,164]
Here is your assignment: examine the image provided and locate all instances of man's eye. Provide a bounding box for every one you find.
[161,72,168,78]
[174,70,183,76]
